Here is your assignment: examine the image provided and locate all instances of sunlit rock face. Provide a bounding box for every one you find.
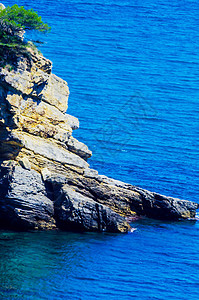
[0,47,198,232]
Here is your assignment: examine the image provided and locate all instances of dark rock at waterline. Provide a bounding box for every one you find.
[0,163,55,230]
[54,185,130,233]
[0,162,129,232]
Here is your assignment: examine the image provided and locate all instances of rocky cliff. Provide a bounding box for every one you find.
[0,46,198,233]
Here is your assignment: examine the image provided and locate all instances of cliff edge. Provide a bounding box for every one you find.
[0,46,198,232]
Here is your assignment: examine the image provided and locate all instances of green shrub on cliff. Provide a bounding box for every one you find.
[0,4,50,44]
[0,4,50,67]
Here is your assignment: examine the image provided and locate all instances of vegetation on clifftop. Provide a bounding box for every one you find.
[0,4,50,67]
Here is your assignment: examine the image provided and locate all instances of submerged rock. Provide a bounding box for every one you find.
[0,46,198,233]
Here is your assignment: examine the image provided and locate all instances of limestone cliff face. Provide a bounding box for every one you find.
[0,47,198,232]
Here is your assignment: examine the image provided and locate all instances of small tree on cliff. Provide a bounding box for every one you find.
[0,4,50,45]
[0,4,50,67]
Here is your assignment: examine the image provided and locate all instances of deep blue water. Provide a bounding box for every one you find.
[1,0,199,299]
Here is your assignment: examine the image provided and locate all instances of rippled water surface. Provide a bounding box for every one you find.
[1,220,199,299]
[1,0,199,298]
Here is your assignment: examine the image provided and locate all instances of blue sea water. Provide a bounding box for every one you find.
[1,0,199,299]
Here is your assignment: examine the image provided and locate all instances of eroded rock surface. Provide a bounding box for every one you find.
[0,47,198,233]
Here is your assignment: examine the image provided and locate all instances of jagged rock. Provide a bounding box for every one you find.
[0,162,55,230]
[0,61,34,94]
[44,169,198,221]
[39,73,69,113]
[0,162,130,232]
[30,47,52,74]
[0,46,198,233]
[19,156,31,170]
[0,54,69,113]
[41,167,51,182]
[3,130,89,169]
[54,185,130,233]
[84,168,99,180]
[2,91,77,142]
[67,136,92,159]
[138,191,198,220]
